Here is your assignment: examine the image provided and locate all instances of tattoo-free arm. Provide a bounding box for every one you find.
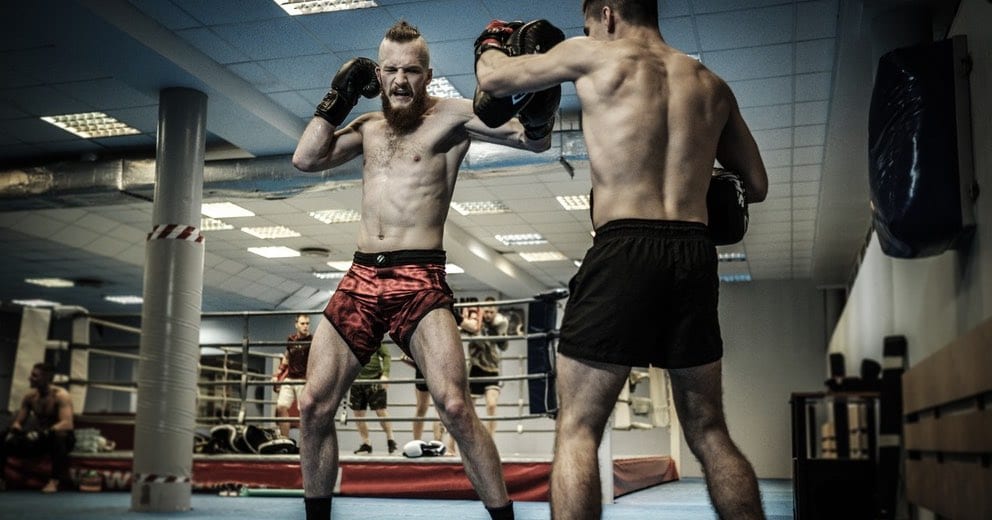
[292,115,366,172]
[716,88,768,203]
[52,390,74,431]
[476,38,588,97]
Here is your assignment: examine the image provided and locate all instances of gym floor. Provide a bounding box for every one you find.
[0,478,794,519]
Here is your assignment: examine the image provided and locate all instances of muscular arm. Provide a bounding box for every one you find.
[51,390,74,431]
[464,112,550,152]
[292,115,366,172]
[11,393,31,430]
[476,38,589,97]
[715,88,768,203]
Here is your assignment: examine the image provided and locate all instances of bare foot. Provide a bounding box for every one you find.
[41,479,58,493]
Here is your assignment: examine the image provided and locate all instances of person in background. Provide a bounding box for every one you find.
[274,313,312,438]
[0,362,75,493]
[349,343,397,455]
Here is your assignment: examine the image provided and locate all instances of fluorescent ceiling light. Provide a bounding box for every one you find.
[202,202,255,218]
[248,246,301,258]
[313,271,346,280]
[25,278,74,288]
[446,263,464,274]
[104,295,143,305]
[495,233,547,246]
[274,0,378,15]
[719,273,752,283]
[327,261,353,271]
[556,195,590,211]
[40,112,140,139]
[309,209,361,224]
[201,217,234,231]
[241,226,301,239]
[718,252,747,262]
[428,77,464,99]
[519,251,568,262]
[12,299,60,307]
[450,200,509,216]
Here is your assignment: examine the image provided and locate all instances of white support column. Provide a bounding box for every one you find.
[131,87,207,512]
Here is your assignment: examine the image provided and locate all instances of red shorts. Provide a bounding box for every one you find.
[323,250,456,364]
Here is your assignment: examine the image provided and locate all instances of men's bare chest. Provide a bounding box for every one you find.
[29,393,58,418]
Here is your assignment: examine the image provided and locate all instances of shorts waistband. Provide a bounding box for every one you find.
[353,249,446,267]
[593,219,709,243]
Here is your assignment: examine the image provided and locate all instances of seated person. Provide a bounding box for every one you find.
[1,362,75,493]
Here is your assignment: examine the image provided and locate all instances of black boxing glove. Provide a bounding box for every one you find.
[314,57,380,126]
[474,20,523,62]
[474,19,564,131]
[518,85,560,140]
[509,21,564,139]
[473,84,534,129]
[507,19,565,56]
[707,168,749,245]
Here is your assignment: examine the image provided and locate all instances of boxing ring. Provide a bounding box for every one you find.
[3,293,678,501]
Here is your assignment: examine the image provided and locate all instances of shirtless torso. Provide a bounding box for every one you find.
[477,22,767,228]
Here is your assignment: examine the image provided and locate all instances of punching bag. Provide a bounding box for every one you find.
[867,35,976,258]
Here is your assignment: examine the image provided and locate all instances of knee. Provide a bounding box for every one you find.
[435,395,471,425]
[297,390,329,421]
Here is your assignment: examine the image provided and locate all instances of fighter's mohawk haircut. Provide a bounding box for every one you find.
[385,20,421,42]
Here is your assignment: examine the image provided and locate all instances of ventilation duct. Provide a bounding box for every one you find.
[0,131,587,212]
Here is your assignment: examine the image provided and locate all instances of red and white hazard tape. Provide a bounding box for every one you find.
[147,224,204,243]
[134,473,192,484]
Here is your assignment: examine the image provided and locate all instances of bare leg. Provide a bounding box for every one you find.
[484,387,501,436]
[298,317,361,498]
[410,309,508,508]
[275,405,291,437]
[413,389,431,440]
[354,409,370,445]
[550,353,630,520]
[669,360,765,520]
[374,407,395,443]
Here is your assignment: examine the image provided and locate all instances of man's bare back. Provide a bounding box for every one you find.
[476,19,766,229]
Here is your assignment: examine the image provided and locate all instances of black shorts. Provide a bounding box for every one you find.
[558,219,722,368]
[349,382,387,411]
[469,365,501,396]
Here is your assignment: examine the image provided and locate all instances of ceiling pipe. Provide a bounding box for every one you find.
[0,130,588,212]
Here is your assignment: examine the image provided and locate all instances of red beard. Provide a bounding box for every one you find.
[381,90,428,133]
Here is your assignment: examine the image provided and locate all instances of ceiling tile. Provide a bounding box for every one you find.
[729,76,794,109]
[751,127,793,150]
[703,43,792,82]
[740,103,792,131]
[385,0,492,41]
[693,0,788,14]
[659,17,699,54]
[177,27,250,64]
[212,18,326,61]
[793,124,826,147]
[792,164,822,182]
[697,5,793,51]
[170,0,284,25]
[794,100,829,125]
[792,181,820,196]
[796,38,835,73]
[298,7,401,52]
[795,71,832,102]
[762,148,792,169]
[792,145,823,165]
[797,0,838,40]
